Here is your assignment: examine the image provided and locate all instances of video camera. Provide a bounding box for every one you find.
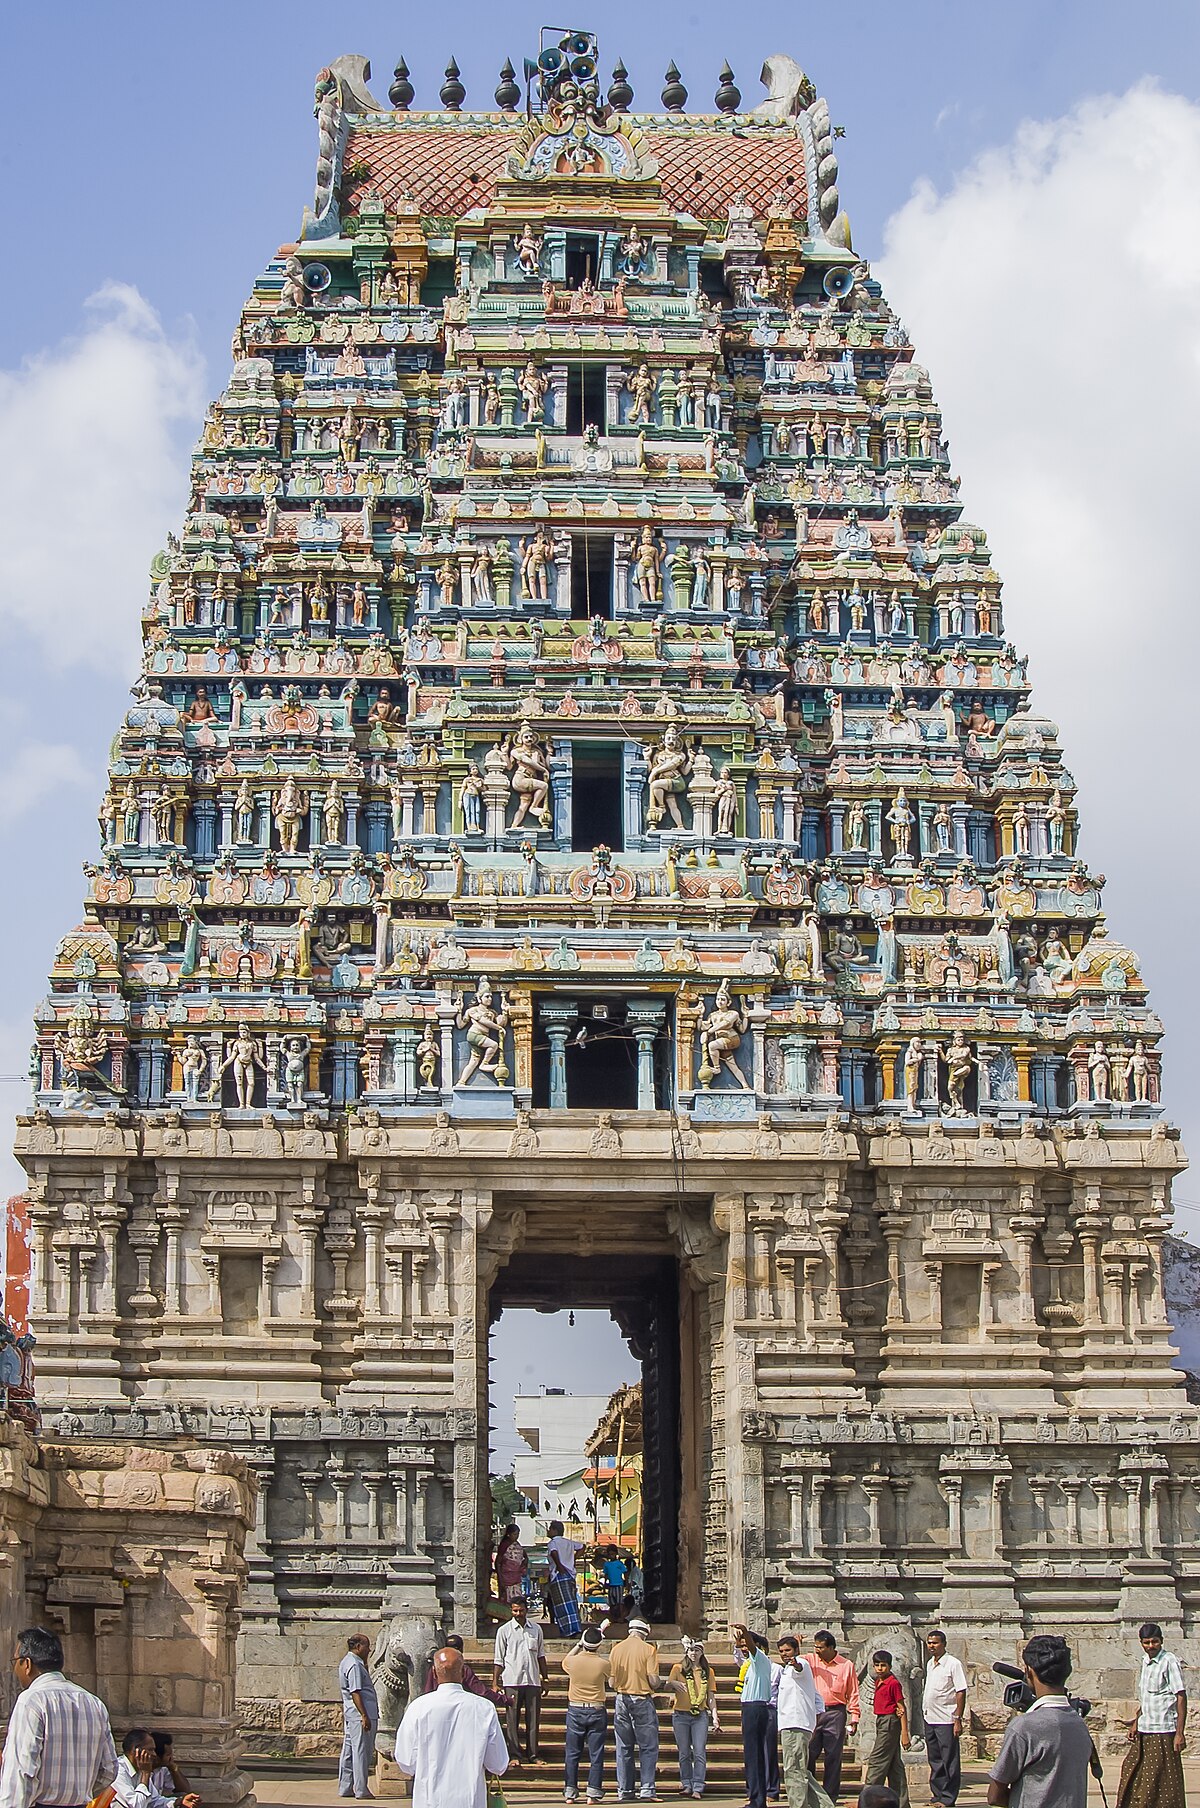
[992,1662,1092,1720]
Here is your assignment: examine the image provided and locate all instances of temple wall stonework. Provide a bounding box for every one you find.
[11,32,1194,1738]
[0,1419,254,1804]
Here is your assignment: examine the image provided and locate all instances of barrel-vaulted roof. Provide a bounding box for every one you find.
[343,114,809,226]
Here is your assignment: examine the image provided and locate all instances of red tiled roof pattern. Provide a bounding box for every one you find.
[346,124,521,222]
[344,119,807,226]
[644,128,807,220]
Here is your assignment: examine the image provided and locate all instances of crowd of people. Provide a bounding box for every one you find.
[494,1519,639,1636]
[0,1613,1188,1808]
[355,1608,1189,1808]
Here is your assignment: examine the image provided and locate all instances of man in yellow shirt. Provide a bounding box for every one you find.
[562,1625,611,1804]
[609,1618,663,1802]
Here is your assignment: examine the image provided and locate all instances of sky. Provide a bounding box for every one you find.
[0,1,1198,1256]
[490,1309,639,1474]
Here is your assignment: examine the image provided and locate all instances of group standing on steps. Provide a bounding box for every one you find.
[314,1613,1195,1808]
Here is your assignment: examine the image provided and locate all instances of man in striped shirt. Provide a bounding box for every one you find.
[0,1627,118,1808]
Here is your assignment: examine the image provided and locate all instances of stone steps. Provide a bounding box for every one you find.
[466,1641,864,1796]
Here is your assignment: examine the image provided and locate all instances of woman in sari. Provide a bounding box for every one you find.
[494,1524,528,1604]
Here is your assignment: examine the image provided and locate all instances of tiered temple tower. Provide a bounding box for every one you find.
[16,39,1195,1717]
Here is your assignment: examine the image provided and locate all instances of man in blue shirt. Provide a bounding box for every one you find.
[338,1633,379,1799]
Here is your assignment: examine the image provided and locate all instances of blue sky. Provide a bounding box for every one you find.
[4,1,1198,374]
[1,0,1198,1275]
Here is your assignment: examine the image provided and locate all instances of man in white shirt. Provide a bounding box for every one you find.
[546,1518,583,1637]
[492,1597,547,1761]
[921,1629,968,1807]
[0,1626,118,1808]
[1117,1619,1187,1807]
[395,1646,509,1808]
[775,1637,835,1808]
[113,1730,201,1808]
[338,1633,379,1799]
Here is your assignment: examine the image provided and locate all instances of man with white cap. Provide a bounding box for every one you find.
[562,1623,612,1804]
[609,1617,664,1802]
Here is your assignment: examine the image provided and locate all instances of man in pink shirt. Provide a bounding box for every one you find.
[806,1630,860,1800]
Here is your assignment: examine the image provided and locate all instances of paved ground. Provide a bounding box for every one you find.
[246,1756,1186,1804]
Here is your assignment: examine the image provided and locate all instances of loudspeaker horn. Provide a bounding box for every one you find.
[822,266,855,300]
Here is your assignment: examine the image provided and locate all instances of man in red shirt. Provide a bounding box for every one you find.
[806,1631,860,1800]
[863,1649,910,1807]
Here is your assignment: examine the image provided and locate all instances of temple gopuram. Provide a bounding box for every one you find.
[15,36,1195,1721]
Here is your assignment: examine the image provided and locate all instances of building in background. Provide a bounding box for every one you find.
[10,29,1195,1733]
[512,1386,614,1536]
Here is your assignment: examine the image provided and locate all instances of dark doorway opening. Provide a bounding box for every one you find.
[571,532,614,618]
[565,1008,638,1110]
[488,1252,681,1624]
[566,363,607,433]
[571,741,624,850]
[532,997,643,1111]
[566,233,600,288]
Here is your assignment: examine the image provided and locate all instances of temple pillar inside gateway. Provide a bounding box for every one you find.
[9,24,1195,1746]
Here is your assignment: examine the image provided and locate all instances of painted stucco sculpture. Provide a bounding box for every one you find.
[14,35,1193,1731]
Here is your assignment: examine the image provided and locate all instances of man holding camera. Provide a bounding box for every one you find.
[1117,1620,1187,1808]
[986,1635,1096,1808]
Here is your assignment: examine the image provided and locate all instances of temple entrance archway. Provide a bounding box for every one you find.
[486,1248,693,1625]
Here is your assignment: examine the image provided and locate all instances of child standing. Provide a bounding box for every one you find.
[863,1649,910,1808]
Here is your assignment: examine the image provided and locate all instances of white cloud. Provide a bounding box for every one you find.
[877,82,1200,1166]
[0,283,206,674]
[0,741,91,828]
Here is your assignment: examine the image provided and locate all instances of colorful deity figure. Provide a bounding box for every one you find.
[646,723,691,830]
[283,1035,311,1108]
[903,1034,929,1114]
[627,362,656,426]
[619,224,649,275]
[212,1022,266,1110]
[714,766,737,837]
[274,777,306,854]
[515,223,543,276]
[697,981,750,1089]
[945,1029,975,1116]
[506,725,551,829]
[518,360,548,425]
[456,981,510,1085]
[322,779,345,845]
[520,525,554,600]
[56,1001,116,1102]
[180,1034,208,1103]
[887,788,914,861]
[633,525,663,604]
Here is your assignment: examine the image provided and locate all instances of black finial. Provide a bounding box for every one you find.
[715,60,741,114]
[662,61,688,113]
[495,56,520,111]
[440,56,465,111]
[389,56,414,111]
[608,59,633,112]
